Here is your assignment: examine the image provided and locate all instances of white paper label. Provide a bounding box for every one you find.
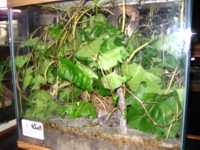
[22,119,44,140]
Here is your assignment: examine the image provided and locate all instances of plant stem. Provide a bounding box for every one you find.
[126,39,153,63]
[72,7,93,39]
[165,67,178,94]
[121,0,126,32]
[166,123,173,139]
[59,82,71,89]
[44,61,55,81]
[16,75,23,114]
[180,0,184,29]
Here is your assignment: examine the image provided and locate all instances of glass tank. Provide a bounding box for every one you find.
[9,0,191,149]
[0,10,17,124]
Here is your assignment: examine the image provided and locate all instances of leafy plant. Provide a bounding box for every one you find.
[59,101,96,119]
[0,60,8,102]
[58,58,95,91]
[25,90,59,121]
[16,1,185,139]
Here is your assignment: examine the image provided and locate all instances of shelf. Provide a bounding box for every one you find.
[116,0,178,5]
[17,140,51,150]
[0,119,16,133]
[7,0,179,8]
[187,134,200,141]
[7,0,63,8]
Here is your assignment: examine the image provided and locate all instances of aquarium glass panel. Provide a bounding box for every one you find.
[12,0,190,147]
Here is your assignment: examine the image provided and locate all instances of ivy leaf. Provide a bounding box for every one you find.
[95,79,110,96]
[22,37,47,52]
[23,67,33,89]
[100,35,125,53]
[101,72,126,90]
[62,101,96,119]
[75,36,104,61]
[58,58,93,91]
[98,46,128,70]
[90,24,105,39]
[76,62,98,79]
[46,67,56,84]
[15,55,30,68]
[21,37,39,48]
[89,14,107,28]
[127,92,181,138]
[122,63,161,93]
[58,87,81,103]
[31,75,46,90]
[58,44,71,57]
[37,59,52,76]
[48,25,62,40]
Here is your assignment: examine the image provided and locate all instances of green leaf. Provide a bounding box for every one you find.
[58,44,71,57]
[75,36,104,61]
[98,46,128,70]
[176,88,184,107]
[37,59,52,76]
[122,63,161,93]
[89,14,107,28]
[46,67,56,84]
[31,75,46,90]
[100,36,124,53]
[127,92,181,138]
[90,24,105,39]
[58,87,81,103]
[21,37,39,48]
[63,101,96,119]
[23,67,33,89]
[101,72,126,90]
[48,25,62,40]
[95,79,110,96]
[23,38,47,53]
[76,62,98,79]
[58,58,93,91]
[25,90,58,120]
[15,55,30,68]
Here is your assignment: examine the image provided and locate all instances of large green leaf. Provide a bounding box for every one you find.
[75,36,104,61]
[127,92,181,138]
[101,72,126,90]
[76,62,98,79]
[31,75,46,90]
[15,55,30,68]
[89,14,107,28]
[100,36,124,53]
[58,58,94,91]
[61,101,96,119]
[98,47,128,70]
[122,63,161,93]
